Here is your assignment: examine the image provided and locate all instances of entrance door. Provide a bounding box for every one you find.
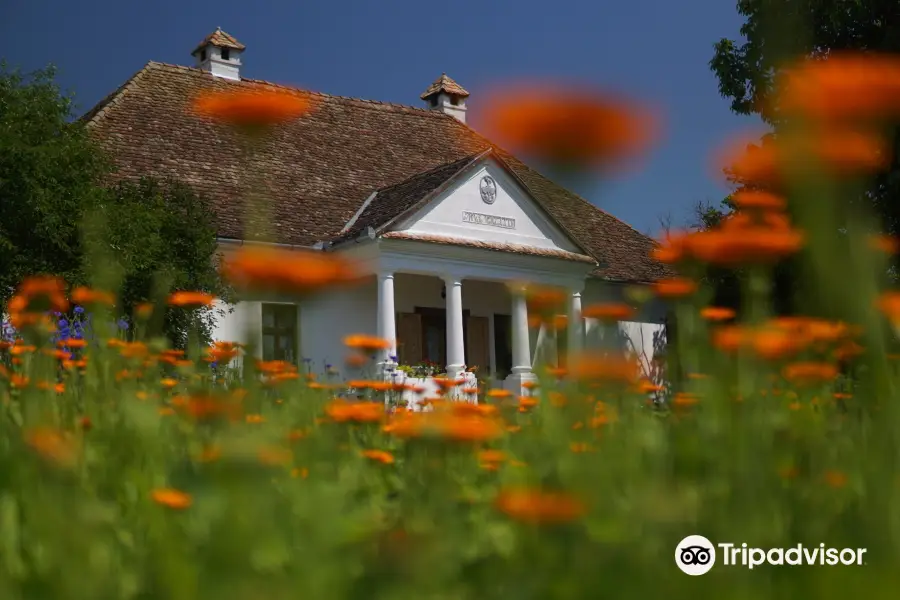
[396,312,423,366]
[466,315,490,374]
[493,314,512,378]
[398,307,471,368]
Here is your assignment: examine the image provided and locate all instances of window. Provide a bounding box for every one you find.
[431,96,439,107]
[221,48,230,60]
[450,95,459,106]
[261,304,297,363]
[200,49,207,61]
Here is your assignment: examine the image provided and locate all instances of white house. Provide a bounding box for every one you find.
[84,28,674,394]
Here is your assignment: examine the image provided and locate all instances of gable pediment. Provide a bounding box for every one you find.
[390,157,584,255]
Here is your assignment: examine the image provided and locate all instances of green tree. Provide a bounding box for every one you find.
[710,1,900,234]
[0,63,229,347]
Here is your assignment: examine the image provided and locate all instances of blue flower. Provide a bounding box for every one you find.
[117,319,129,331]
[389,354,398,363]
[58,319,68,328]
[210,361,219,369]
[325,363,332,369]
[74,306,84,314]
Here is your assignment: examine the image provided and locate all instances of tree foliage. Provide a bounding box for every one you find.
[0,63,229,346]
[703,1,900,314]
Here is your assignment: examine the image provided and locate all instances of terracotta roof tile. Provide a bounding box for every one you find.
[84,62,674,283]
[420,73,470,99]
[192,28,245,55]
[334,153,483,244]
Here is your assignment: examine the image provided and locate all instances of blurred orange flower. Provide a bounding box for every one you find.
[582,302,635,321]
[481,83,658,169]
[168,291,216,307]
[344,335,391,352]
[361,449,395,464]
[193,88,315,126]
[494,487,586,524]
[151,488,192,509]
[222,246,359,293]
[777,53,900,121]
[653,277,697,298]
[325,400,385,423]
[700,306,735,321]
[719,129,889,185]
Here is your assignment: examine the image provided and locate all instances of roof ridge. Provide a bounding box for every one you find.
[375,151,486,193]
[374,150,493,235]
[142,61,461,118]
[81,62,157,127]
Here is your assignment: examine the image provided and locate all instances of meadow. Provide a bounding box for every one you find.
[3,53,900,599]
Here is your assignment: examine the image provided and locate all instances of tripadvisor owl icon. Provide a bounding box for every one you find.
[675,535,716,576]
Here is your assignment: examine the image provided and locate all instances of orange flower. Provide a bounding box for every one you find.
[486,388,512,399]
[517,396,539,410]
[783,361,839,384]
[568,353,639,383]
[193,88,315,126]
[15,276,69,313]
[651,231,689,264]
[652,277,697,299]
[205,341,241,363]
[25,427,79,467]
[222,246,359,293]
[719,130,890,185]
[324,400,385,423]
[582,302,635,321]
[823,470,848,489]
[481,83,658,168]
[494,488,586,524]
[869,234,900,254]
[777,53,900,121]
[672,392,700,407]
[70,286,116,306]
[168,291,216,307]
[151,488,192,509]
[730,189,787,211]
[877,291,900,323]
[384,412,504,442]
[685,226,804,266]
[361,449,395,464]
[700,306,736,321]
[344,335,391,352]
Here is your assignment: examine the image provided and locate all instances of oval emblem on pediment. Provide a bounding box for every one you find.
[480,175,497,205]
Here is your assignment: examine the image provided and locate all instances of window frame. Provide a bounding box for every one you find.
[261,303,298,364]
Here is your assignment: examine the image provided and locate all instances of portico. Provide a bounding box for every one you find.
[369,235,593,392]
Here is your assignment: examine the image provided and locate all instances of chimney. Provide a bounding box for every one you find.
[420,73,469,124]
[192,27,245,81]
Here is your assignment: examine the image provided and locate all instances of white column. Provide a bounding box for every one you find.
[568,288,584,359]
[376,272,397,367]
[443,274,466,380]
[510,286,532,375]
[505,285,536,392]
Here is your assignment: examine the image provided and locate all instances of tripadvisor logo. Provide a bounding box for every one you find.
[674,535,867,576]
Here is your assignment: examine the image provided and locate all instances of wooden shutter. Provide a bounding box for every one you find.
[396,312,423,365]
[466,315,490,373]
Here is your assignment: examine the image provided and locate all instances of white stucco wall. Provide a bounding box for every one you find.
[396,159,581,254]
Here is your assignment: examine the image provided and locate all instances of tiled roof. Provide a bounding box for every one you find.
[334,153,483,244]
[420,73,470,99]
[84,61,674,282]
[192,28,245,54]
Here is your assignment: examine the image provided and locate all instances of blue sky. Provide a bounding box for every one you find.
[1,0,759,237]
